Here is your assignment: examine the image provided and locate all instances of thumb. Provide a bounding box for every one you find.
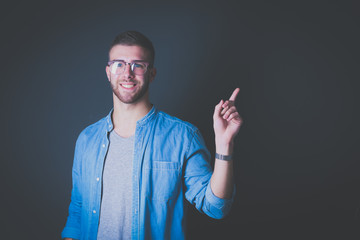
[213,99,224,118]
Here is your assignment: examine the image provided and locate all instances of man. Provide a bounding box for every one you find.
[62,31,242,240]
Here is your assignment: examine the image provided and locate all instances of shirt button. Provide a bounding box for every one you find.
[96,177,100,181]
[102,144,105,148]
[93,210,96,214]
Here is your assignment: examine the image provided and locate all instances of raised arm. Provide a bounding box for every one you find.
[210,88,242,199]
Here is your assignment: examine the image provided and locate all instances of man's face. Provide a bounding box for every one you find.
[106,45,156,104]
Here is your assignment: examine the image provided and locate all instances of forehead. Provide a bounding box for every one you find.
[109,45,150,61]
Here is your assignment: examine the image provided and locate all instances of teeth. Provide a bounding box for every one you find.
[121,84,135,88]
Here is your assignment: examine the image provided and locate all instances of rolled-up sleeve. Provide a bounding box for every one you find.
[204,182,235,219]
[183,129,235,219]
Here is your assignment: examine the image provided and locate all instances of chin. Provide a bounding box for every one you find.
[114,92,141,104]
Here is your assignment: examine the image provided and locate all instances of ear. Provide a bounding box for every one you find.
[149,67,157,83]
[105,65,111,82]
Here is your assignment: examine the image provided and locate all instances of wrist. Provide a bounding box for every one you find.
[215,140,234,155]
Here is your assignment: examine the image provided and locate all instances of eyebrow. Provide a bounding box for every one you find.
[112,59,149,63]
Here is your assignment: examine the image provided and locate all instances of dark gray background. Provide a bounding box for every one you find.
[1,0,359,239]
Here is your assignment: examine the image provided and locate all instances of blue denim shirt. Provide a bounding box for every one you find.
[62,106,234,240]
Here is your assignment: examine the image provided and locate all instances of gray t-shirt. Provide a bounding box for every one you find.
[97,130,134,240]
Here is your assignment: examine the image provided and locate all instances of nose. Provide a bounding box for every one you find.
[123,63,135,79]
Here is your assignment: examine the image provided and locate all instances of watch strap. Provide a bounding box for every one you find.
[215,153,232,161]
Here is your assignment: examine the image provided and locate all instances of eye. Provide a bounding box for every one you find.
[133,63,146,69]
[110,61,125,74]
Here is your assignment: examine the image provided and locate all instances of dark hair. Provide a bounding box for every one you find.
[110,31,155,66]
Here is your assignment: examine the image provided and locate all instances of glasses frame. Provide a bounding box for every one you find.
[107,60,151,75]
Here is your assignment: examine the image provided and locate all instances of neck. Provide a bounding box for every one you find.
[111,93,152,137]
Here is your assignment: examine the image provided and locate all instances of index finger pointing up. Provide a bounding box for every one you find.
[229,88,240,101]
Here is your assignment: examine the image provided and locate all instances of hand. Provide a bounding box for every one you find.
[213,88,243,146]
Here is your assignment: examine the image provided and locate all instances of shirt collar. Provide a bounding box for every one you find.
[105,105,157,131]
[106,109,114,132]
[136,105,157,126]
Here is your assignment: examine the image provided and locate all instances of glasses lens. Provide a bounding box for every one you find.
[109,61,148,75]
[110,62,125,75]
[132,62,147,75]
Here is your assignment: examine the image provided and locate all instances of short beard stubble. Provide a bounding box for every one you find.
[109,74,150,104]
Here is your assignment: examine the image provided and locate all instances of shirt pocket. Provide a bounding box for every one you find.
[144,161,181,202]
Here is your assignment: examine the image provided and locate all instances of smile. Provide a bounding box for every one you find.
[120,83,136,89]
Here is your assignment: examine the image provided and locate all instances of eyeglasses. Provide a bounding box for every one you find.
[107,60,150,75]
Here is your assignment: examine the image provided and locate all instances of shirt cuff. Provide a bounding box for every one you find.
[205,183,236,218]
[61,226,81,240]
